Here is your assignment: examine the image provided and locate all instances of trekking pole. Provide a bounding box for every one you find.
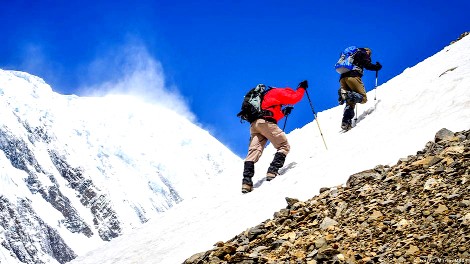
[374,70,378,100]
[282,106,293,131]
[282,115,289,130]
[354,105,358,124]
[305,90,328,150]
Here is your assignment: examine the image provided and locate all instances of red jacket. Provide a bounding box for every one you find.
[261,87,306,123]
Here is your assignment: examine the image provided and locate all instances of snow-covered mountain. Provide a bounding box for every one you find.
[0,70,241,264]
[68,34,470,264]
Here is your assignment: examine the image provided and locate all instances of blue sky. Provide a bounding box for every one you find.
[1,0,469,158]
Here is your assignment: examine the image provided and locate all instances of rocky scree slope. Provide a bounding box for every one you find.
[184,128,470,263]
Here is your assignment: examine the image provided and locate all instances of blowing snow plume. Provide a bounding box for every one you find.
[79,42,195,121]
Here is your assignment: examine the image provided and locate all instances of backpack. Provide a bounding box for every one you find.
[334,46,359,74]
[237,84,272,123]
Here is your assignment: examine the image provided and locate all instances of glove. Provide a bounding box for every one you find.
[338,99,345,105]
[282,106,294,116]
[298,80,308,89]
[375,62,382,71]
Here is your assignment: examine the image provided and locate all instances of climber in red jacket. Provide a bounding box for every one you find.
[242,80,308,193]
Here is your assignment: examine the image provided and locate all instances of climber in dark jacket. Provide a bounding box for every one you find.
[338,47,382,130]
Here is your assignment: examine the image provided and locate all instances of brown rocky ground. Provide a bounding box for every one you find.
[184,128,470,264]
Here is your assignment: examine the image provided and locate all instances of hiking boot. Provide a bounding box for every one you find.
[341,122,352,131]
[242,183,253,193]
[266,172,277,181]
[266,152,286,181]
[241,161,254,193]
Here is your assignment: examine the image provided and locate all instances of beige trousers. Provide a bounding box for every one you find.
[245,119,290,162]
[340,76,368,103]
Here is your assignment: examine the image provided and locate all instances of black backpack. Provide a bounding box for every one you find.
[237,84,272,123]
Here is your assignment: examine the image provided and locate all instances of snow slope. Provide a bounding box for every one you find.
[70,35,470,263]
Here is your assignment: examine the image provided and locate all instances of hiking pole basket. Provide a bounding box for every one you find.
[305,90,328,150]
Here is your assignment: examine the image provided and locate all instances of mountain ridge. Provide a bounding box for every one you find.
[0,69,241,264]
